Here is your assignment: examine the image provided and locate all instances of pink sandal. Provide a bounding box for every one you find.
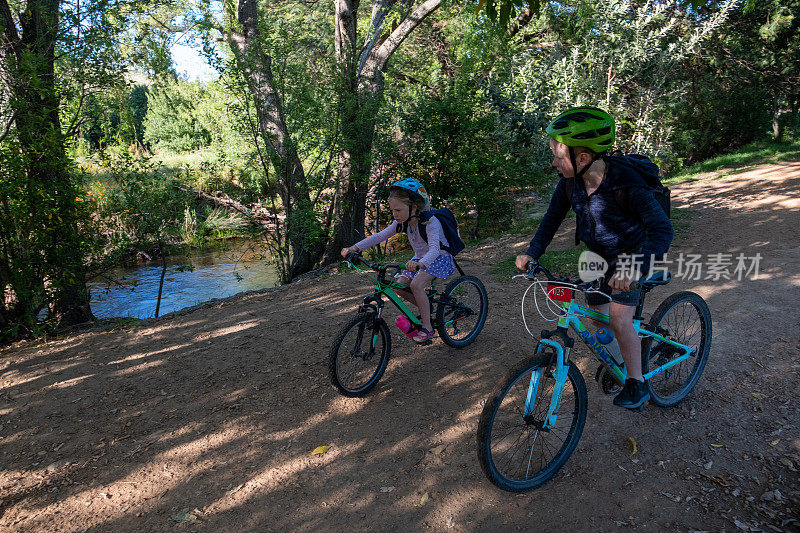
[412,328,436,343]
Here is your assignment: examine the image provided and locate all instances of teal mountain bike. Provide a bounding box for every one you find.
[329,252,488,397]
[477,263,711,492]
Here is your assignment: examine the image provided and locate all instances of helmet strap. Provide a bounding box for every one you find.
[570,147,602,180]
[407,205,420,222]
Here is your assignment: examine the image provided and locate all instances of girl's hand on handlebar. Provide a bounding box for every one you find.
[341,246,359,258]
[405,260,424,272]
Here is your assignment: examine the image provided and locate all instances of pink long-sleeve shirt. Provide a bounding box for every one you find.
[354,217,450,269]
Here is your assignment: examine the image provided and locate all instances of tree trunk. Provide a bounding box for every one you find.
[1,0,94,326]
[325,0,441,261]
[773,94,782,141]
[227,0,325,282]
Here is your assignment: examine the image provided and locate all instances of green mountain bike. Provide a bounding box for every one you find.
[329,252,488,397]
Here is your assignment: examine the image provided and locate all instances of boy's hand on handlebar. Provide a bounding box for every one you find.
[405,260,424,272]
[608,272,640,292]
[515,254,534,271]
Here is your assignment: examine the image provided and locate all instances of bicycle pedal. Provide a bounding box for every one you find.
[627,404,645,413]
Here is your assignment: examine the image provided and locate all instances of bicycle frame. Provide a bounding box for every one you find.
[524,292,693,427]
[349,261,466,341]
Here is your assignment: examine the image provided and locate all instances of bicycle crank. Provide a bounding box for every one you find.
[594,366,622,395]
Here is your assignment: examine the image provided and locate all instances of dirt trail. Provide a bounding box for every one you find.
[1,162,799,532]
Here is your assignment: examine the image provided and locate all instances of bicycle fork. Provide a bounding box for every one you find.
[358,297,385,356]
[523,339,570,429]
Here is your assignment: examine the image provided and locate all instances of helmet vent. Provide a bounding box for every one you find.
[562,111,605,123]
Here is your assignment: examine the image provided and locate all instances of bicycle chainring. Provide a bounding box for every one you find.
[594,366,622,395]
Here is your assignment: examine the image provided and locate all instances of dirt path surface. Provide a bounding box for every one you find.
[2,162,799,532]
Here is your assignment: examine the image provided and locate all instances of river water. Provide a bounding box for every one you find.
[89,241,279,319]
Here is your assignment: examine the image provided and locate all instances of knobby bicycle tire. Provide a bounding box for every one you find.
[435,275,488,348]
[642,291,712,407]
[477,353,588,492]
[329,313,392,397]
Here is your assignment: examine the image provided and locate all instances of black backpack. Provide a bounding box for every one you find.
[398,208,466,256]
[563,154,671,245]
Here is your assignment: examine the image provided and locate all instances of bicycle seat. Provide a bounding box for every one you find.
[640,270,671,288]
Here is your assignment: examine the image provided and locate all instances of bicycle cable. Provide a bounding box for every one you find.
[519,277,612,339]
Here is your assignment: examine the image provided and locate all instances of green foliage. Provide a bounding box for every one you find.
[389,89,522,224]
[505,0,742,169]
[81,156,193,267]
[143,81,212,152]
[375,7,544,231]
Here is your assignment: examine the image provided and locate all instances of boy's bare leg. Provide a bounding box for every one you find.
[588,302,642,380]
[609,302,642,380]
[587,303,610,331]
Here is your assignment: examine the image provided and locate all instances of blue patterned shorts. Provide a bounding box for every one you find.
[402,254,455,280]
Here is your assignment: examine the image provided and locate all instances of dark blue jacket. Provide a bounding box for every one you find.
[525,158,673,274]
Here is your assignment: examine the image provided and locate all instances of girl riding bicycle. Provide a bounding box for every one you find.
[340,178,455,343]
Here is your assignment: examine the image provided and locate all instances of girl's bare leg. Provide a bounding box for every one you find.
[410,270,435,331]
[395,275,417,307]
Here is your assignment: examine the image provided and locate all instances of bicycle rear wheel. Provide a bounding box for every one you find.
[477,353,587,492]
[435,275,488,348]
[329,313,391,397]
[642,291,712,407]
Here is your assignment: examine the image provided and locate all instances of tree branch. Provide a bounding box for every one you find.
[0,0,20,45]
[0,110,15,143]
[360,0,441,86]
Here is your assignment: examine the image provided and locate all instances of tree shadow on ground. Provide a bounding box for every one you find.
[1,162,799,531]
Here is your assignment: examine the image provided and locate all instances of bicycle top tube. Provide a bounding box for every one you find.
[344,252,441,292]
[344,252,408,290]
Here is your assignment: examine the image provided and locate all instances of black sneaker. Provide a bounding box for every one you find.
[613,378,650,409]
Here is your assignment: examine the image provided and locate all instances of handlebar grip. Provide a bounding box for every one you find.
[629,280,640,291]
[346,251,363,264]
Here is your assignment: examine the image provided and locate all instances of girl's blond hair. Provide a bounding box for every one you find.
[388,188,431,212]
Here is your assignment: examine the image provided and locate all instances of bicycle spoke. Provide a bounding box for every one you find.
[645,294,710,405]
[485,360,582,486]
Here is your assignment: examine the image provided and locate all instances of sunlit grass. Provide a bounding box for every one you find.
[492,245,587,281]
[150,148,220,169]
[665,138,800,184]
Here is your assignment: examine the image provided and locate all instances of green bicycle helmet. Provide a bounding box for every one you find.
[546,106,615,154]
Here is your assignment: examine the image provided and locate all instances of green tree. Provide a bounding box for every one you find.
[143,80,212,151]
[0,0,99,331]
[0,0,131,337]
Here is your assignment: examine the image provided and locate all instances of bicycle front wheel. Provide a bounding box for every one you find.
[477,353,587,492]
[435,275,488,348]
[329,313,391,397]
[642,291,712,407]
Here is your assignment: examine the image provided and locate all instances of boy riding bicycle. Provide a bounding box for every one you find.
[515,106,673,409]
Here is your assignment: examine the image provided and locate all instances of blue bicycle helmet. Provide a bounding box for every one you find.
[390,178,430,209]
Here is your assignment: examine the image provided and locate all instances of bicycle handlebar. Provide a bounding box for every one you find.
[521,260,641,292]
[345,252,404,276]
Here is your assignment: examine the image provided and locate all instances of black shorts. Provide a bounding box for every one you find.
[585,282,641,307]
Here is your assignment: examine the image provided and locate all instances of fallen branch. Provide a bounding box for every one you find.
[174,183,285,230]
